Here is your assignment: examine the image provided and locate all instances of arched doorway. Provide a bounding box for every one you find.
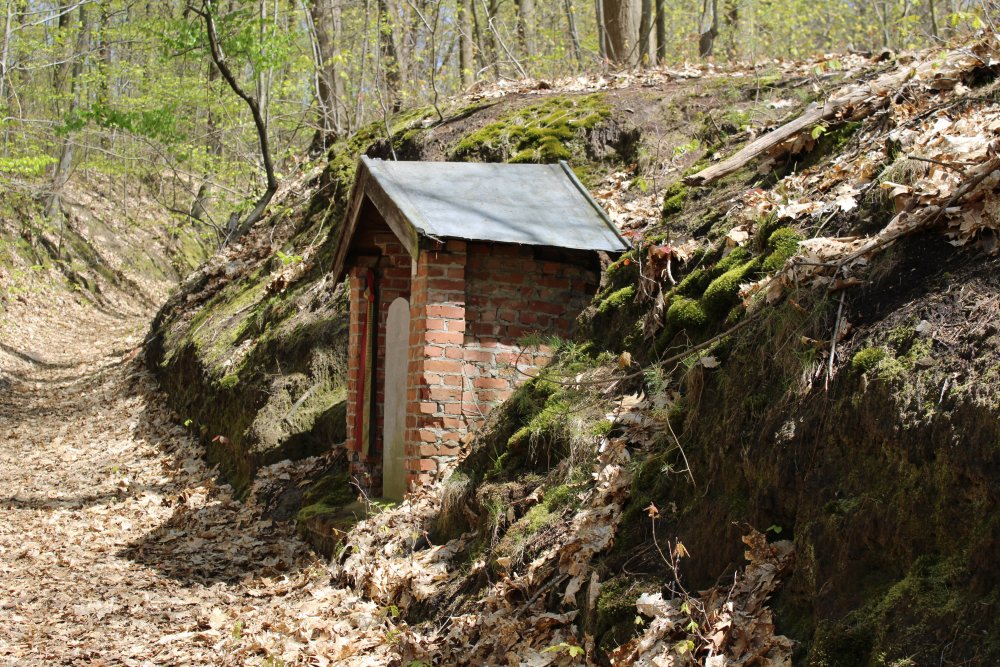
[382,297,409,500]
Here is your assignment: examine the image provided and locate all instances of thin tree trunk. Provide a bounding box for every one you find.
[928,0,939,38]
[482,0,500,77]
[654,0,665,63]
[596,0,607,60]
[192,60,222,222]
[564,0,583,68]
[514,0,535,61]
[639,0,651,65]
[0,0,13,111]
[698,0,718,58]
[458,0,473,85]
[306,0,343,150]
[723,0,737,61]
[376,0,402,109]
[200,0,278,237]
[47,3,88,221]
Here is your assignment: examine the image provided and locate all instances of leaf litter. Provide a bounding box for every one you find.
[5,32,1000,667]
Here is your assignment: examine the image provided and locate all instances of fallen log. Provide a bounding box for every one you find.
[684,36,999,187]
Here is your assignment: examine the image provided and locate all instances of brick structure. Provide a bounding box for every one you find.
[335,158,628,498]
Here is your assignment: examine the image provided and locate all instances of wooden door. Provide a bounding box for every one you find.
[382,297,409,500]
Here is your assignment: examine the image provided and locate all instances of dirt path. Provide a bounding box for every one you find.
[0,300,390,665]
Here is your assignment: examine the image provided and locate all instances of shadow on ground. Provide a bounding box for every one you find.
[115,379,315,586]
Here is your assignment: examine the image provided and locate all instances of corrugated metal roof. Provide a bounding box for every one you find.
[360,157,629,253]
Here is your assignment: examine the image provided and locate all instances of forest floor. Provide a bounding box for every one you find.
[0,295,391,665]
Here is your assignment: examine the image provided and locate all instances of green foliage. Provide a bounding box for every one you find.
[0,155,57,176]
[852,347,889,374]
[543,642,584,657]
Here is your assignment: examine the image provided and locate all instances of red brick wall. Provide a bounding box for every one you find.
[344,213,601,497]
[345,221,412,493]
[402,241,599,490]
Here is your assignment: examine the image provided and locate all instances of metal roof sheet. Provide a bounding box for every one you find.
[360,157,629,253]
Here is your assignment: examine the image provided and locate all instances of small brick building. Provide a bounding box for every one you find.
[332,157,628,499]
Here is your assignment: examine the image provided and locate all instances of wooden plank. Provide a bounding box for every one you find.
[330,163,370,281]
[363,175,421,260]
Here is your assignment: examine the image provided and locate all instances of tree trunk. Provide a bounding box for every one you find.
[639,0,652,66]
[47,3,89,220]
[595,0,607,61]
[698,0,718,58]
[200,0,278,238]
[306,0,345,150]
[0,0,14,112]
[654,0,665,64]
[192,60,222,222]
[458,0,473,85]
[514,0,535,60]
[482,0,500,78]
[376,0,402,109]
[723,0,737,61]
[564,0,583,68]
[601,0,640,66]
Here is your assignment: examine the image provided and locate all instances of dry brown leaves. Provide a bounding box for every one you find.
[726,34,1000,308]
[0,283,401,666]
[609,531,795,667]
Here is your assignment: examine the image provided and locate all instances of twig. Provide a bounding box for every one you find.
[906,153,977,172]
[825,290,846,392]
[515,573,568,617]
[665,415,695,487]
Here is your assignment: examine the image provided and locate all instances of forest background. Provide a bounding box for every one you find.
[0,0,992,246]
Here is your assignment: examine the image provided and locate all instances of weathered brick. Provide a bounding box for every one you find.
[424,331,464,345]
[427,386,462,401]
[426,304,465,319]
[474,377,508,390]
[463,349,493,363]
[423,359,463,373]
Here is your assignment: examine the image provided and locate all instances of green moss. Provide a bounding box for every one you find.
[597,285,635,314]
[762,227,802,272]
[295,471,355,523]
[451,94,610,164]
[218,373,240,390]
[700,258,759,320]
[661,181,689,217]
[665,297,708,330]
[595,576,658,652]
[714,246,750,272]
[674,267,711,297]
[542,484,576,511]
[508,394,572,453]
[590,419,614,438]
[811,556,983,667]
[885,325,915,352]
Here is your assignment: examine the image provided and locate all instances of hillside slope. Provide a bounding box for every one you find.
[148,34,1000,666]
